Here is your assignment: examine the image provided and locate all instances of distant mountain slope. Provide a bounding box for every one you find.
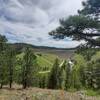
[10,43,76,50]
[10,43,75,59]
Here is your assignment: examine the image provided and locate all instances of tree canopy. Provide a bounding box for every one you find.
[49,0,100,47]
[78,0,100,16]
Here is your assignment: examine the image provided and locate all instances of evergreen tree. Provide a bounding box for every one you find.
[22,47,36,89]
[0,52,8,88]
[86,51,100,89]
[49,0,100,47]
[0,35,8,88]
[0,35,7,52]
[70,55,86,90]
[6,48,16,88]
[78,0,100,17]
[48,58,60,89]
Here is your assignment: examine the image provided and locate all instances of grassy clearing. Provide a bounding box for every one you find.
[37,55,53,68]
[17,52,58,69]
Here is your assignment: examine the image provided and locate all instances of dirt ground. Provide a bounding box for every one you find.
[0,87,100,100]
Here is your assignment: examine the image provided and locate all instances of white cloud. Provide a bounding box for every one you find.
[0,0,84,48]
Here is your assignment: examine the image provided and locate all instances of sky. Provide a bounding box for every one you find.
[0,0,84,48]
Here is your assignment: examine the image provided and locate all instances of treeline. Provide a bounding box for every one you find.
[0,34,100,91]
[43,51,100,91]
[32,50,100,91]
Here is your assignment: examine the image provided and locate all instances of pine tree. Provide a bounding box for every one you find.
[6,47,16,88]
[0,52,8,88]
[48,58,60,89]
[49,0,100,47]
[22,47,36,89]
[70,54,86,90]
[0,35,7,52]
[86,51,100,89]
[0,35,8,88]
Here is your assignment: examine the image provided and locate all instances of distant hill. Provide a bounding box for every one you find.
[10,43,76,51]
[10,43,75,59]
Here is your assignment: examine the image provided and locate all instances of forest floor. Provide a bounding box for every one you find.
[0,86,100,100]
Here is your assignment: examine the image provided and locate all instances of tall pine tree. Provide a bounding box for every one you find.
[22,47,36,89]
[0,35,8,88]
[6,47,16,88]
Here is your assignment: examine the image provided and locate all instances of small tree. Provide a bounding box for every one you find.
[59,60,67,90]
[65,60,73,89]
[48,58,60,89]
[0,35,7,52]
[86,51,100,89]
[22,47,36,89]
[71,54,86,90]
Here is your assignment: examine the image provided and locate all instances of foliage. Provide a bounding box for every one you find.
[59,60,67,90]
[73,55,86,89]
[6,48,16,88]
[21,47,37,89]
[76,47,100,60]
[85,51,100,89]
[0,35,7,52]
[49,0,100,47]
[85,89,100,96]
[48,58,60,89]
[38,71,49,88]
[0,34,100,95]
[0,35,8,88]
[78,0,100,16]
[0,52,8,88]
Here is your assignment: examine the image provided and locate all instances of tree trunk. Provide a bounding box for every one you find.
[9,64,13,89]
[23,80,27,89]
[10,79,12,88]
[0,83,3,89]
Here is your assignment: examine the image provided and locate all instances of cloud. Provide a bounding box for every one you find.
[0,0,84,48]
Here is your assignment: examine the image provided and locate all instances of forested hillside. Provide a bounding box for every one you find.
[0,0,100,100]
[0,34,100,100]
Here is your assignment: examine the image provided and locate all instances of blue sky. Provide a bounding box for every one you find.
[0,0,84,48]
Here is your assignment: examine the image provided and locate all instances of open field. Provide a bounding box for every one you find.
[33,48,75,59]
[0,86,100,100]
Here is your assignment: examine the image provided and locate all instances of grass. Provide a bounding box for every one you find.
[42,54,59,62]
[66,88,100,97]
[37,55,53,68]
[17,52,59,69]
[17,53,57,68]
[16,52,58,78]
[16,51,66,72]
[36,53,58,68]
[85,89,100,96]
